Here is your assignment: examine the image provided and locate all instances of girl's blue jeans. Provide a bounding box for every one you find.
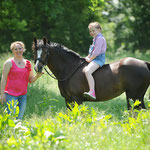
[5,93,27,120]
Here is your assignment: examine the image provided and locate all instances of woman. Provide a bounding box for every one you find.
[0,41,43,120]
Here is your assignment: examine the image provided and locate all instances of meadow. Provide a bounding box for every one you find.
[0,50,150,150]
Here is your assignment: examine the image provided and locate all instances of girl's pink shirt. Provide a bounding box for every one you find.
[92,33,107,56]
[5,59,31,96]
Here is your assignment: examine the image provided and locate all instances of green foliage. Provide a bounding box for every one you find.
[0,0,27,52]
[108,0,150,52]
[0,101,19,141]
[1,101,150,149]
[0,0,150,58]
[88,0,150,52]
[89,0,106,11]
[0,0,101,57]
[0,51,150,149]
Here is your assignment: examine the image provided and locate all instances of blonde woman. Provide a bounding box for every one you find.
[0,41,43,120]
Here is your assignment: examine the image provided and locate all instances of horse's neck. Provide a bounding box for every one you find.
[47,53,82,80]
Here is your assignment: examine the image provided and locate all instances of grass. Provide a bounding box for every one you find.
[0,50,150,150]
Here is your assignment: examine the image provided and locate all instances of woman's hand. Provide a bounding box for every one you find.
[36,72,44,77]
[35,72,44,79]
[29,68,44,83]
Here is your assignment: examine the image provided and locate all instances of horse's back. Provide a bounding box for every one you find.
[93,57,150,101]
[118,57,150,79]
[93,61,124,100]
[119,57,147,67]
[116,57,150,94]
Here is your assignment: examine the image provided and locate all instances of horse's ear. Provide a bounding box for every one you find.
[43,37,47,45]
[33,37,37,45]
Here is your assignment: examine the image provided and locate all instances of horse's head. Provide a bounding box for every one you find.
[32,37,50,73]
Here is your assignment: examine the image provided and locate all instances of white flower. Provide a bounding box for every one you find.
[44,131,54,139]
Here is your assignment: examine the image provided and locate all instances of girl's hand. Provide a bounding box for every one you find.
[85,57,91,63]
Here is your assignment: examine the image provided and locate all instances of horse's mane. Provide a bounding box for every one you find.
[50,42,83,61]
[32,39,85,62]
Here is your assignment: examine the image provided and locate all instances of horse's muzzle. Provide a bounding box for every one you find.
[34,65,43,73]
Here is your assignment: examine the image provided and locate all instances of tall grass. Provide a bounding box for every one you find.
[0,51,150,149]
[1,102,150,149]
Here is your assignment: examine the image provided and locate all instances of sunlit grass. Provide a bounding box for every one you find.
[0,51,150,149]
[1,102,150,150]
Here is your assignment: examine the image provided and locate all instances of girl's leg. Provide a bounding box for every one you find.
[84,61,99,91]
[17,94,27,120]
[5,93,18,114]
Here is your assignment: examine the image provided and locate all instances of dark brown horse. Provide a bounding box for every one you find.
[32,38,150,109]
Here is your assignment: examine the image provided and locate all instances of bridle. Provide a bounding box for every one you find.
[34,45,86,82]
[34,46,50,66]
[34,45,57,79]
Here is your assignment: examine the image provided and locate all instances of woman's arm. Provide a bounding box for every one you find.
[0,60,12,104]
[28,64,44,83]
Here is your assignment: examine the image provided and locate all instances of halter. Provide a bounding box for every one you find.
[34,47,50,66]
[35,58,46,65]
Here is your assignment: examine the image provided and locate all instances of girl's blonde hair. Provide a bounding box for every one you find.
[88,22,102,30]
[10,41,26,51]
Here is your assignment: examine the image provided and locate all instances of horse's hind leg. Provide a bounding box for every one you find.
[135,85,148,109]
[140,97,145,109]
[137,94,145,109]
[126,88,146,110]
[125,92,132,110]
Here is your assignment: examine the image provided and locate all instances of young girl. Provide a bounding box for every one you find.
[83,22,107,100]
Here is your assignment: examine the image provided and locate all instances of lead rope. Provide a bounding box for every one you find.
[44,60,86,82]
[44,67,57,80]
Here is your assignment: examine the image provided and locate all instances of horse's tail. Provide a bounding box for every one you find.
[146,62,150,84]
[146,62,150,71]
[146,62,150,99]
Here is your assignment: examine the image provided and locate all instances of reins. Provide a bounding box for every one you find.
[44,67,57,80]
[44,61,86,82]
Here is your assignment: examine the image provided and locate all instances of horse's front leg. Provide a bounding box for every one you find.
[65,96,83,110]
[126,93,132,110]
[64,98,72,110]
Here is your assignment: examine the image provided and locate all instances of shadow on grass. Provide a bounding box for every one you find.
[25,82,66,119]
[85,95,127,120]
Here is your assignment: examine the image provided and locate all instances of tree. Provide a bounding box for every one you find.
[111,0,150,52]
[0,0,105,57]
[0,0,27,53]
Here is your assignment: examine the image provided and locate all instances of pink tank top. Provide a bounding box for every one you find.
[5,59,31,96]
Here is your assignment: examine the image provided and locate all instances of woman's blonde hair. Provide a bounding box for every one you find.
[88,22,102,30]
[10,41,26,51]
